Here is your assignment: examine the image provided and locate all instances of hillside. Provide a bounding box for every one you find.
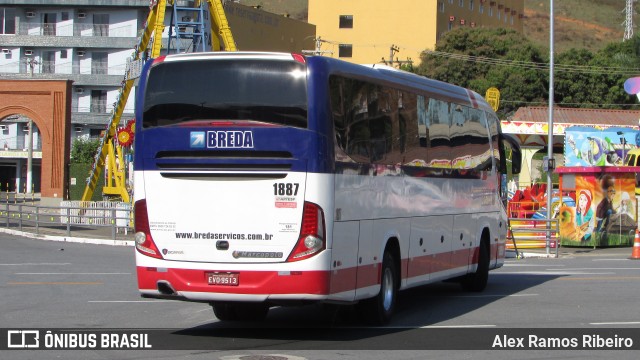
[237,0,630,53]
[524,0,626,52]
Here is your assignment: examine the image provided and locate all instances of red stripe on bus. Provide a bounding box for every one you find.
[138,245,502,296]
[137,267,330,295]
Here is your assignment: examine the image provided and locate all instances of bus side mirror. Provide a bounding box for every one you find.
[502,134,522,175]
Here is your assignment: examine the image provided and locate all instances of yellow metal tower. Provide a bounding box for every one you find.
[81,0,236,202]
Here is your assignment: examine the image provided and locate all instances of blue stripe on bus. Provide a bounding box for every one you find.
[134,126,327,173]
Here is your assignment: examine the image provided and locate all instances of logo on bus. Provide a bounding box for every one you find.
[196,130,254,149]
[190,132,206,148]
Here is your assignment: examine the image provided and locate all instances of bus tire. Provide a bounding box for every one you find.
[212,302,269,321]
[461,240,489,292]
[212,302,237,321]
[359,251,398,325]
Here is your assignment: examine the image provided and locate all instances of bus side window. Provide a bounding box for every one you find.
[486,112,501,172]
[424,98,450,168]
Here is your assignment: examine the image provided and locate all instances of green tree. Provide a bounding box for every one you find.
[584,38,640,108]
[554,48,594,106]
[416,27,548,117]
[70,137,100,164]
[416,28,640,114]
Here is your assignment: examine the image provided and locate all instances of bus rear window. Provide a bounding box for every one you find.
[142,59,308,128]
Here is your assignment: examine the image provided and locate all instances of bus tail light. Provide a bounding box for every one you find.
[287,202,326,262]
[134,199,163,259]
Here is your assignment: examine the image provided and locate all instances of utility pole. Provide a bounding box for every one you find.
[624,0,634,41]
[302,37,333,56]
[381,44,413,69]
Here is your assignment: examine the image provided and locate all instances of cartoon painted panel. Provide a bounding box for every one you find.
[559,173,637,247]
[565,127,639,167]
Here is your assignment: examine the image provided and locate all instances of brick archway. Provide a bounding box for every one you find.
[0,80,71,201]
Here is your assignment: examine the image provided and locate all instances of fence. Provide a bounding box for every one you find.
[0,195,133,240]
[507,217,560,257]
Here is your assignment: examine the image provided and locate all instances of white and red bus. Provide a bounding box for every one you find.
[133,52,521,324]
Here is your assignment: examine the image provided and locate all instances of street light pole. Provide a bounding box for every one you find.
[546,0,555,256]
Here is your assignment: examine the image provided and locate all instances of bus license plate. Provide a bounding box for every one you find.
[207,272,239,286]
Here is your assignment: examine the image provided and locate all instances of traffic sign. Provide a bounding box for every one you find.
[485,87,500,112]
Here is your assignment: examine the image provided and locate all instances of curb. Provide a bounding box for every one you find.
[0,227,134,247]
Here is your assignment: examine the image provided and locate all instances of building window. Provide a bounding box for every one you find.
[93,14,109,36]
[489,7,493,17]
[42,51,55,73]
[339,44,353,58]
[89,128,103,139]
[0,7,16,34]
[470,0,474,11]
[60,49,67,59]
[459,0,464,7]
[479,4,484,14]
[92,52,108,74]
[339,15,353,28]
[90,90,107,113]
[438,1,444,12]
[43,13,56,36]
[61,12,69,21]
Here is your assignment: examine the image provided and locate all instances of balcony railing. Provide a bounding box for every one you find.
[72,100,134,115]
[18,22,136,37]
[0,60,126,76]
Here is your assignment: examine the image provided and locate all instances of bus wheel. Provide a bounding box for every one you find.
[212,303,237,321]
[359,251,398,325]
[461,241,489,292]
[211,302,269,321]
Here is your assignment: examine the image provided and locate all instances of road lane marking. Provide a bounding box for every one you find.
[8,281,103,285]
[88,300,174,303]
[15,272,130,275]
[428,293,538,298]
[421,324,497,328]
[558,276,640,281]
[545,267,640,271]
[592,259,633,261]
[503,264,565,267]
[498,271,616,275]
[378,325,497,329]
[590,322,640,325]
[0,263,71,266]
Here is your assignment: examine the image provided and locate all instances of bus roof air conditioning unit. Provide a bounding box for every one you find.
[26,11,35,18]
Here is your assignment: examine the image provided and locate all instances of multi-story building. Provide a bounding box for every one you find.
[0,0,314,194]
[309,0,525,66]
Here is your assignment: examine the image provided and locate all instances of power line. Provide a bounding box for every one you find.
[500,99,640,107]
[312,36,640,75]
[422,50,640,75]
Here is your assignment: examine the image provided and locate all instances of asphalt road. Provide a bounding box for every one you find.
[1,232,639,360]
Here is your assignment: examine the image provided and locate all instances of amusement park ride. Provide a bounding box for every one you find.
[81,0,236,203]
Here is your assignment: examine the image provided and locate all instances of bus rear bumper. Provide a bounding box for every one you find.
[137,266,331,303]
